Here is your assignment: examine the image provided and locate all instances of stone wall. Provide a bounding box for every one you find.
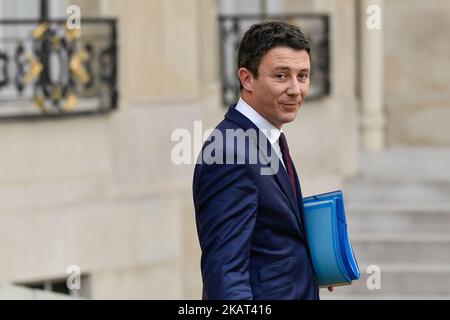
[384,0,450,146]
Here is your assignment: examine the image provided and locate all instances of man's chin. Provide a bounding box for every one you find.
[279,116,296,127]
[281,110,299,123]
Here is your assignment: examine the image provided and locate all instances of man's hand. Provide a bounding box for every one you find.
[327,286,335,292]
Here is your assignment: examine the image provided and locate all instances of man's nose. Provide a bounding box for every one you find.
[286,78,301,96]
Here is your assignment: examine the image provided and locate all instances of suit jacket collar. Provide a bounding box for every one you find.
[225,104,259,132]
[235,98,283,147]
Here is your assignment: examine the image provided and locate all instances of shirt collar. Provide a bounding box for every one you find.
[235,97,283,145]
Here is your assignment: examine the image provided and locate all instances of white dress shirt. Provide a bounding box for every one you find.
[235,98,286,169]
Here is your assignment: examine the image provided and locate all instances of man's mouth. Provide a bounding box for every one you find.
[280,102,300,108]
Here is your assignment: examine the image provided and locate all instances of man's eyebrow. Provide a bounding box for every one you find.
[273,66,310,72]
[273,66,290,71]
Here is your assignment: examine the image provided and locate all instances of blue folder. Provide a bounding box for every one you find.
[303,190,360,287]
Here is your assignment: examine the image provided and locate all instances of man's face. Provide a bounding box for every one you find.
[240,47,311,129]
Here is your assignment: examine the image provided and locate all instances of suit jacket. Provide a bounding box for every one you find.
[193,105,319,300]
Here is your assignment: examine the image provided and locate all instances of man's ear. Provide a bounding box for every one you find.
[238,68,254,92]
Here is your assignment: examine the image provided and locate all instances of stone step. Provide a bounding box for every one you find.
[350,233,450,265]
[343,180,450,204]
[345,203,450,234]
[321,264,450,296]
[337,148,450,298]
[360,148,450,182]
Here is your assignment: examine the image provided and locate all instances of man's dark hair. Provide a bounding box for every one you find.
[237,21,311,88]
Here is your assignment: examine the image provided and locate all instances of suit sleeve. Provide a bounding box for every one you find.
[194,162,258,299]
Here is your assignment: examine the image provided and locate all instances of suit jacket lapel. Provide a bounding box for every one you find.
[225,105,305,237]
[272,158,305,236]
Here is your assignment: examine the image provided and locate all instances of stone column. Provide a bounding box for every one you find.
[360,0,385,152]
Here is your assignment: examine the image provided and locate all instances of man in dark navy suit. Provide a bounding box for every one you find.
[193,21,332,300]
